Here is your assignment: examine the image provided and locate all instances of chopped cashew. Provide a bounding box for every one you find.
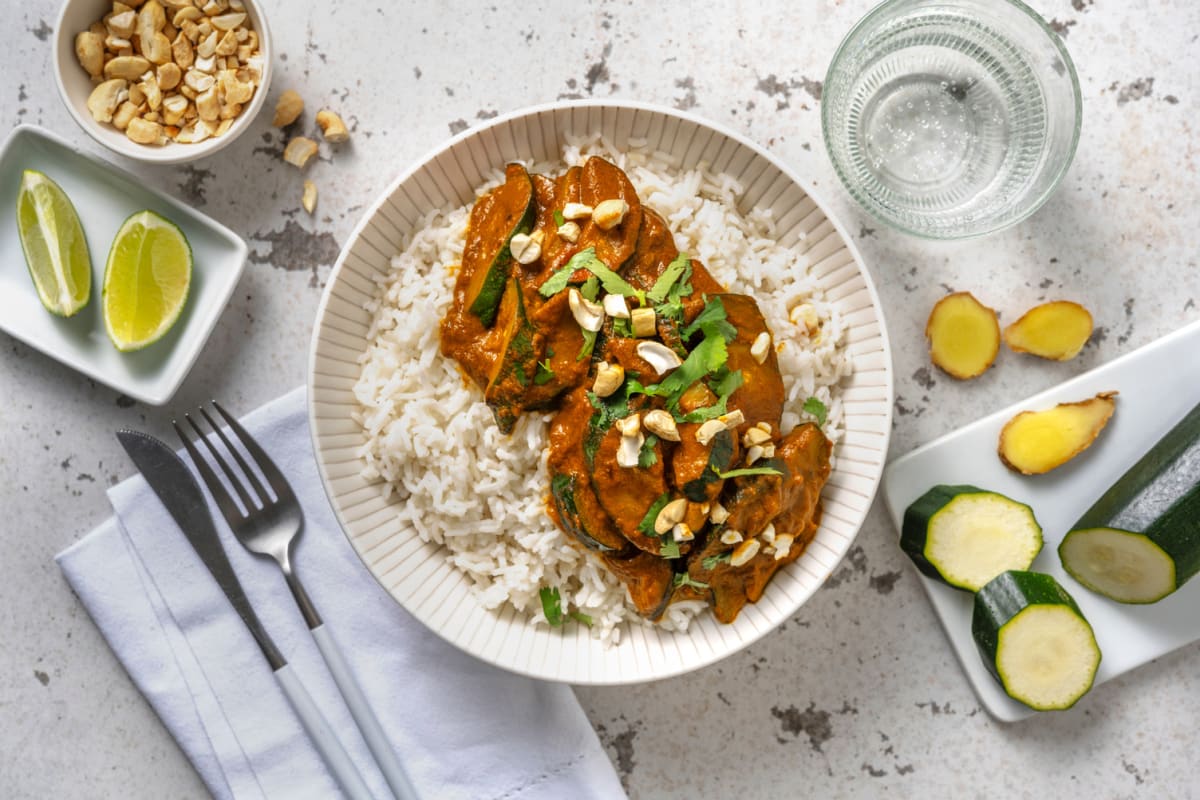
[302,180,317,214]
[316,109,350,143]
[273,89,304,127]
[75,32,105,78]
[87,79,128,123]
[283,137,319,168]
[642,410,681,442]
[592,198,629,230]
[630,307,656,337]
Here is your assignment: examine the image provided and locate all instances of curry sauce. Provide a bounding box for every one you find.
[439,156,832,625]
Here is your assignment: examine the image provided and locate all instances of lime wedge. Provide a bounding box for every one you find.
[16,170,92,317]
[102,210,193,352]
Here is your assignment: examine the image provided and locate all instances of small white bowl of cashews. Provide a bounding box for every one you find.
[53,0,273,165]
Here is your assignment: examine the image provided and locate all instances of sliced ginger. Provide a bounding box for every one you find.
[926,292,1001,379]
[1004,301,1093,361]
[998,392,1117,475]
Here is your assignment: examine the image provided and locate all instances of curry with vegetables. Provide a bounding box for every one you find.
[440,157,832,624]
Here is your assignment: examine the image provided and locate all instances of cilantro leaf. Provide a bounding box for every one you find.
[577,329,597,361]
[534,359,555,385]
[672,572,710,590]
[612,317,632,338]
[638,493,671,536]
[650,332,728,407]
[803,396,828,426]
[647,253,691,303]
[638,434,659,468]
[539,264,576,297]
[581,255,644,305]
[553,209,565,227]
[682,296,737,342]
[702,552,732,570]
[659,539,681,559]
[539,586,564,626]
[715,466,783,479]
[580,274,600,302]
[679,370,744,423]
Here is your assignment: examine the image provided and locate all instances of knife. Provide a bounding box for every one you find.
[1071,398,1200,531]
[116,430,377,800]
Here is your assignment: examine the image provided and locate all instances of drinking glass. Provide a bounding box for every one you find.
[822,0,1081,239]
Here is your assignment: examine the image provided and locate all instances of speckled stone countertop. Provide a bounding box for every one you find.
[3,1,1197,797]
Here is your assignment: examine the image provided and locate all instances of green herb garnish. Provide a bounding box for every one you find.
[682,296,737,342]
[553,209,566,227]
[715,466,783,480]
[648,331,728,408]
[659,539,681,559]
[534,359,555,385]
[577,329,597,361]
[803,396,828,426]
[612,317,632,338]
[638,434,660,468]
[702,552,732,570]
[580,274,600,302]
[679,369,744,423]
[540,586,564,626]
[647,253,690,303]
[672,572,710,590]
[569,611,593,626]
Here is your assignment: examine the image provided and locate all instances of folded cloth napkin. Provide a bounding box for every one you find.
[56,387,625,800]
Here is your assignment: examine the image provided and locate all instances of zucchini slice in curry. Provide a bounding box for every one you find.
[462,163,536,326]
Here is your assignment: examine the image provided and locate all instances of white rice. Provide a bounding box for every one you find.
[352,136,851,646]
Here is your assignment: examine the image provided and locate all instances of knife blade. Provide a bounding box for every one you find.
[116,429,286,670]
[1071,398,1200,531]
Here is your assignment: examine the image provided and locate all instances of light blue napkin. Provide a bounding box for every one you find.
[57,387,625,800]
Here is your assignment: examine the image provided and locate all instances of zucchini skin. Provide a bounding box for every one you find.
[1143,483,1200,590]
[467,166,536,326]
[972,570,1098,709]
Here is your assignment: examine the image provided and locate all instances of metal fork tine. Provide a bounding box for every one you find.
[173,420,247,525]
[183,413,258,514]
[199,405,271,504]
[213,400,297,504]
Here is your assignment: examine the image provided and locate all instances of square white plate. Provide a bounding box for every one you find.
[0,125,247,404]
[883,319,1200,722]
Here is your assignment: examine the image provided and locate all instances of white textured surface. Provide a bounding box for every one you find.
[2,1,1197,797]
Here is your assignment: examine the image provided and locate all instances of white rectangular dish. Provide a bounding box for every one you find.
[0,125,247,404]
[883,319,1200,722]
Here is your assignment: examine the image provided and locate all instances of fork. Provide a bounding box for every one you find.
[175,401,419,800]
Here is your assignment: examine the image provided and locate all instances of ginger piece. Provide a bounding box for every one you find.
[1004,300,1094,361]
[925,292,1000,379]
[998,392,1117,475]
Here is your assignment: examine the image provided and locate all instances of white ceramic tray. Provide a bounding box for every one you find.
[309,101,894,684]
[883,319,1200,721]
[0,125,247,404]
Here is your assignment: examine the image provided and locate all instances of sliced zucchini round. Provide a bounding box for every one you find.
[1059,527,1178,604]
[972,570,1101,711]
[901,485,1043,592]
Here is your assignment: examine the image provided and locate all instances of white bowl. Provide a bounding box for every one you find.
[52,0,272,165]
[308,101,894,684]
